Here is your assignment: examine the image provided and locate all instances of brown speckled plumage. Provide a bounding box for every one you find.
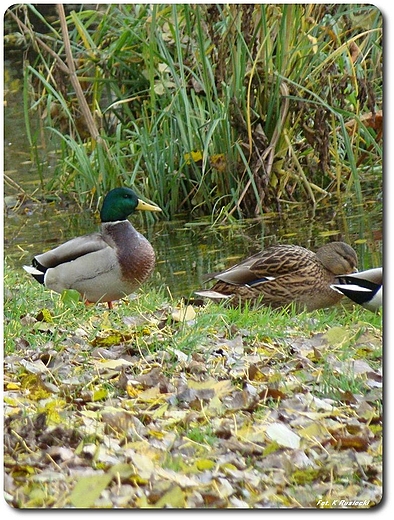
[196,242,358,311]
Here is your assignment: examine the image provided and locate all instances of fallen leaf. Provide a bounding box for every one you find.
[266,423,300,449]
[92,358,133,370]
[171,304,196,322]
[69,473,113,508]
[129,452,155,480]
[154,484,186,508]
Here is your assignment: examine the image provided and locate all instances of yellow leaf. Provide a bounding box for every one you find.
[207,395,224,413]
[136,386,163,403]
[323,326,353,346]
[91,330,134,347]
[36,308,54,322]
[263,441,281,456]
[184,150,203,164]
[213,379,233,397]
[21,374,51,401]
[4,396,21,407]
[188,378,232,395]
[9,464,36,478]
[92,388,108,401]
[135,495,150,508]
[99,314,112,330]
[155,467,200,487]
[70,473,113,508]
[307,34,318,54]
[155,485,185,508]
[210,153,227,172]
[196,458,215,471]
[148,429,165,439]
[6,382,20,390]
[109,463,135,479]
[171,304,196,322]
[298,421,327,440]
[126,383,141,398]
[152,403,169,419]
[38,398,67,425]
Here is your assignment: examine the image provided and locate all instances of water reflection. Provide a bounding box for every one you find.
[5,199,382,299]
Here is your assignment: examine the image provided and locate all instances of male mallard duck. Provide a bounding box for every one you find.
[331,267,382,312]
[195,242,358,311]
[23,187,161,306]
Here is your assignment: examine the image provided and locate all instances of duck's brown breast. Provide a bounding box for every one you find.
[103,221,156,285]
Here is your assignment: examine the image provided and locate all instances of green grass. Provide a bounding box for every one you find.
[4,262,381,381]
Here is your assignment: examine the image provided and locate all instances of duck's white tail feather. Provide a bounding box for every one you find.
[194,290,231,300]
[23,265,45,285]
[23,265,42,276]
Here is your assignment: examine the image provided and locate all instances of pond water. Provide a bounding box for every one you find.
[5,201,383,298]
[4,63,383,300]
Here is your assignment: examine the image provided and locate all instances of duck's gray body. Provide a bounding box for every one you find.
[27,221,155,303]
[23,188,161,304]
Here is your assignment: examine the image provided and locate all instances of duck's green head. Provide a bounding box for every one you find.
[100,187,162,222]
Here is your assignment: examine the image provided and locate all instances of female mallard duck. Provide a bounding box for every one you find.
[331,267,382,312]
[23,187,161,307]
[195,242,358,311]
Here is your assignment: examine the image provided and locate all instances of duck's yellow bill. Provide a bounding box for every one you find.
[136,199,162,212]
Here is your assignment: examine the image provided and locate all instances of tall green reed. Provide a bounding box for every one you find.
[10,3,382,218]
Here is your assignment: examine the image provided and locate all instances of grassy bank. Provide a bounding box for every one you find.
[4,265,382,508]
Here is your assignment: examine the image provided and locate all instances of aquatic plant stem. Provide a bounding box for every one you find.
[57,4,107,150]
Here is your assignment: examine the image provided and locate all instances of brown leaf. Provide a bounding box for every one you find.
[101,411,147,439]
[260,387,287,401]
[327,434,370,451]
[136,367,172,392]
[223,389,259,412]
[349,41,362,62]
[338,390,358,404]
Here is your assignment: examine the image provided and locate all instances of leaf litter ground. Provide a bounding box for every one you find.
[4,291,382,509]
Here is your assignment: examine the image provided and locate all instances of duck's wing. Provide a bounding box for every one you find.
[214,263,272,285]
[212,245,312,285]
[33,233,107,271]
[203,251,263,285]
